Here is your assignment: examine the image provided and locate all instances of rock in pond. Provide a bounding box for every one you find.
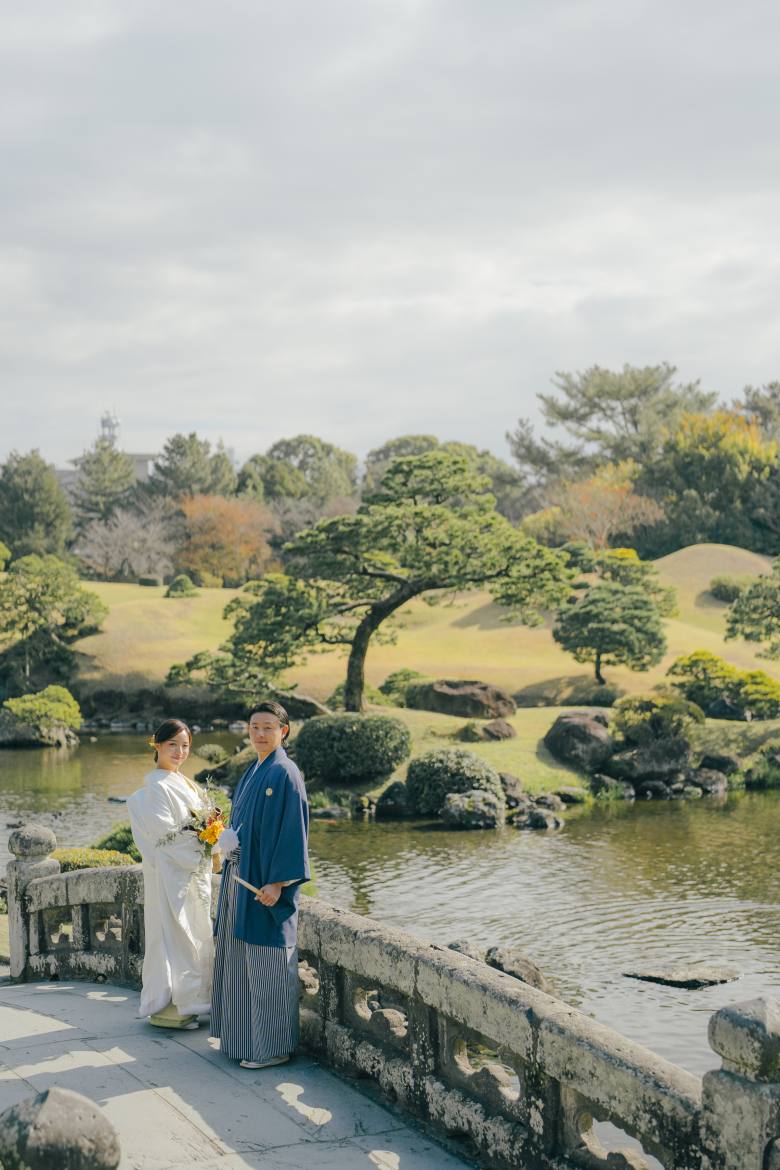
[405,678,517,719]
[498,772,525,808]
[699,752,741,776]
[624,963,742,989]
[310,805,351,820]
[517,807,564,831]
[534,792,565,811]
[635,779,672,800]
[691,768,728,796]
[375,780,411,820]
[543,712,614,772]
[603,736,690,784]
[441,789,505,829]
[447,939,486,962]
[556,786,588,804]
[486,946,555,994]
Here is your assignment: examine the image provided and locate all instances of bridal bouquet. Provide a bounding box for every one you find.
[159,782,228,858]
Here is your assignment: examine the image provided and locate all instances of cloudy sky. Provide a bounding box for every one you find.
[2,0,779,469]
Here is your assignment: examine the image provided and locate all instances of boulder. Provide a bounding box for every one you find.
[555,786,588,804]
[624,963,742,989]
[0,1087,121,1170]
[498,772,525,808]
[482,718,517,740]
[682,784,703,799]
[406,679,517,719]
[543,713,614,772]
[441,789,505,829]
[310,805,350,820]
[603,736,690,784]
[375,780,411,820]
[485,946,555,994]
[534,792,565,812]
[635,779,672,800]
[447,939,486,962]
[273,692,331,720]
[692,768,728,796]
[519,808,564,831]
[699,752,741,776]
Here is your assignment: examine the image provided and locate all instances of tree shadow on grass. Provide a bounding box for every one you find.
[513,674,624,708]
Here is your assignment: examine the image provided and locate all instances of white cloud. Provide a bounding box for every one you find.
[2,0,779,467]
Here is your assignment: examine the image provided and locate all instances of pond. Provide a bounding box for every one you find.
[2,734,779,1077]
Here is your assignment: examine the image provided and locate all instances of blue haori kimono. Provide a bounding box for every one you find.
[210,746,310,1064]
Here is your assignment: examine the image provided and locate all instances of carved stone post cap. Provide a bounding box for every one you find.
[0,1085,120,1169]
[709,997,780,1081]
[8,823,56,860]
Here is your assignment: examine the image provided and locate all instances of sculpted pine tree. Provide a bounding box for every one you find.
[72,436,136,526]
[169,451,571,710]
[553,581,666,684]
[726,559,780,658]
[0,555,107,689]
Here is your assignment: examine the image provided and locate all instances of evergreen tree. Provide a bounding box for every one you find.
[170,451,570,710]
[0,450,73,556]
[726,559,780,658]
[553,581,666,684]
[147,433,214,498]
[71,436,135,526]
[508,363,716,495]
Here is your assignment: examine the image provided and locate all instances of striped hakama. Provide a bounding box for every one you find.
[210,849,299,1063]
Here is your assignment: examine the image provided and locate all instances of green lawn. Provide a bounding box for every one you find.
[73,543,780,705]
[0,914,8,964]
[380,705,587,793]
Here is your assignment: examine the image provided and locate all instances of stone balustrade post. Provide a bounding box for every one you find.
[701,997,780,1170]
[5,823,59,981]
[0,1086,120,1169]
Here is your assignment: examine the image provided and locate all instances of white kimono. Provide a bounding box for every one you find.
[126,769,214,1018]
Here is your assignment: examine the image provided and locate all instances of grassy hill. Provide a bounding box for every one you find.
[73,543,780,703]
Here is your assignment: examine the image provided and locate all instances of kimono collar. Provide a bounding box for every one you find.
[248,746,286,776]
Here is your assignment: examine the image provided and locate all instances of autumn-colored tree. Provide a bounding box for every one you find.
[177,496,277,587]
[551,462,663,549]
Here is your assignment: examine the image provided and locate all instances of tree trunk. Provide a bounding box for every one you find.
[343,586,416,712]
[594,650,605,685]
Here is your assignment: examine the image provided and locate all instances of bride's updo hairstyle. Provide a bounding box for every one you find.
[247,700,290,746]
[148,718,193,762]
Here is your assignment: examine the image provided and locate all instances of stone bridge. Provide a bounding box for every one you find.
[4,823,780,1170]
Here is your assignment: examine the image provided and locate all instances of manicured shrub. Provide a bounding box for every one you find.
[709,575,749,603]
[667,651,780,719]
[738,672,780,719]
[53,847,135,872]
[137,576,162,587]
[667,651,742,710]
[92,823,141,862]
[378,669,428,706]
[165,573,199,598]
[293,714,412,785]
[612,694,704,747]
[406,748,504,816]
[197,742,229,765]
[3,685,82,733]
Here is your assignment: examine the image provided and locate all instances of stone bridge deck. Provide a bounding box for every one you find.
[0,972,469,1170]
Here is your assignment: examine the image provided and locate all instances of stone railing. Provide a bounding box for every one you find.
[6,823,780,1170]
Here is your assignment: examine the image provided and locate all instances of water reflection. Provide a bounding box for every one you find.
[1,738,779,1075]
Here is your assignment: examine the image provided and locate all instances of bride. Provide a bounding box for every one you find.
[127,718,213,1027]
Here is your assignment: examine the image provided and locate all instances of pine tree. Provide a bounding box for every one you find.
[72,437,135,526]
